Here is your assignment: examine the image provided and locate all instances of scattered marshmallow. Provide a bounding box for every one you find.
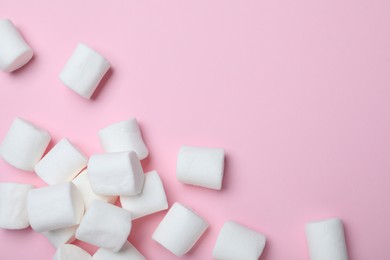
[212,221,266,260]
[152,202,208,256]
[98,118,149,160]
[0,117,51,171]
[72,169,117,209]
[35,138,87,185]
[93,241,146,260]
[88,151,144,196]
[42,225,78,248]
[306,218,348,260]
[176,145,225,190]
[0,183,34,229]
[0,19,33,72]
[59,43,110,99]
[27,182,84,232]
[53,244,92,260]
[76,200,132,252]
[120,170,168,219]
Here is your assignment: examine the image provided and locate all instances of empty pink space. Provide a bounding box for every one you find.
[1,0,390,259]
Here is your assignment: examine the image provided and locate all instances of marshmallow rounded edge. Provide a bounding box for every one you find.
[93,241,146,260]
[42,225,78,248]
[53,244,92,260]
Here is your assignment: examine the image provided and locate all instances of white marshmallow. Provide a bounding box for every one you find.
[98,118,149,160]
[0,19,33,72]
[0,117,51,171]
[120,170,168,219]
[59,43,110,99]
[88,151,144,196]
[93,241,145,260]
[72,170,117,209]
[27,182,84,232]
[0,183,34,229]
[35,138,87,185]
[76,200,132,252]
[53,244,92,260]
[177,146,225,190]
[212,221,266,260]
[152,202,208,256]
[306,218,348,260]
[43,225,78,248]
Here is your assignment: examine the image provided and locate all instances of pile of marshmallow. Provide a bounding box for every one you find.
[0,18,349,260]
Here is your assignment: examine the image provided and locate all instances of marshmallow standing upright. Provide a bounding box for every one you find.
[88,151,144,196]
[98,118,149,160]
[0,183,34,229]
[0,19,33,72]
[152,202,208,256]
[212,221,266,260]
[93,241,146,260]
[26,182,84,232]
[176,146,225,190]
[35,138,87,185]
[42,225,78,248]
[59,43,110,99]
[306,218,349,260]
[53,244,92,260]
[0,117,51,171]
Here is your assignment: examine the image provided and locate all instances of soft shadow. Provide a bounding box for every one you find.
[220,152,231,192]
[90,68,114,100]
[343,221,354,260]
[259,237,270,260]
[9,55,36,76]
[185,227,210,257]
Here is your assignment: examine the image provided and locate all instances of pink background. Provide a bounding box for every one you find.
[1,0,390,259]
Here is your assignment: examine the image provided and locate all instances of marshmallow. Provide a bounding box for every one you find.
[152,202,208,256]
[0,117,51,171]
[93,241,146,260]
[0,19,33,72]
[59,43,110,99]
[76,200,132,252]
[306,218,348,260]
[98,118,149,160]
[35,138,87,185]
[27,182,84,232]
[0,183,34,229]
[88,151,144,196]
[176,146,225,190]
[72,170,117,209]
[120,170,168,219]
[53,244,92,260]
[43,225,78,248]
[212,221,266,260]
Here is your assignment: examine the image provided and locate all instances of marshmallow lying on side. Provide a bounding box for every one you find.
[88,151,144,196]
[0,117,51,171]
[305,218,348,260]
[0,19,33,72]
[93,241,146,260]
[53,244,92,260]
[76,200,132,252]
[212,221,266,260]
[176,146,225,190]
[42,225,78,248]
[0,183,34,229]
[120,170,168,219]
[98,118,149,160]
[59,43,110,99]
[72,170,117,209]
[152,202,208,256]
[35,138,87,185]
[27,182,84,232]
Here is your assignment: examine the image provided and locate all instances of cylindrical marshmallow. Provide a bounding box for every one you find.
[93,241,146,260]
[27,182,84,232]
[212,221,266,260]
[0,183,34,229]
[42,225,78,248]
[176,145,225,190]
[0,117,51,171]
[98,118,149,160]
[88,151,145,196]
[35,138,87,185]
[53,244,92,260]
[0,19,33,72]
[306,218,349,260]
[152,202,208,256]
[59,43,110,99]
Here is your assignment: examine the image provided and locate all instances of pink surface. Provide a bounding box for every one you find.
[1,0,390,259]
